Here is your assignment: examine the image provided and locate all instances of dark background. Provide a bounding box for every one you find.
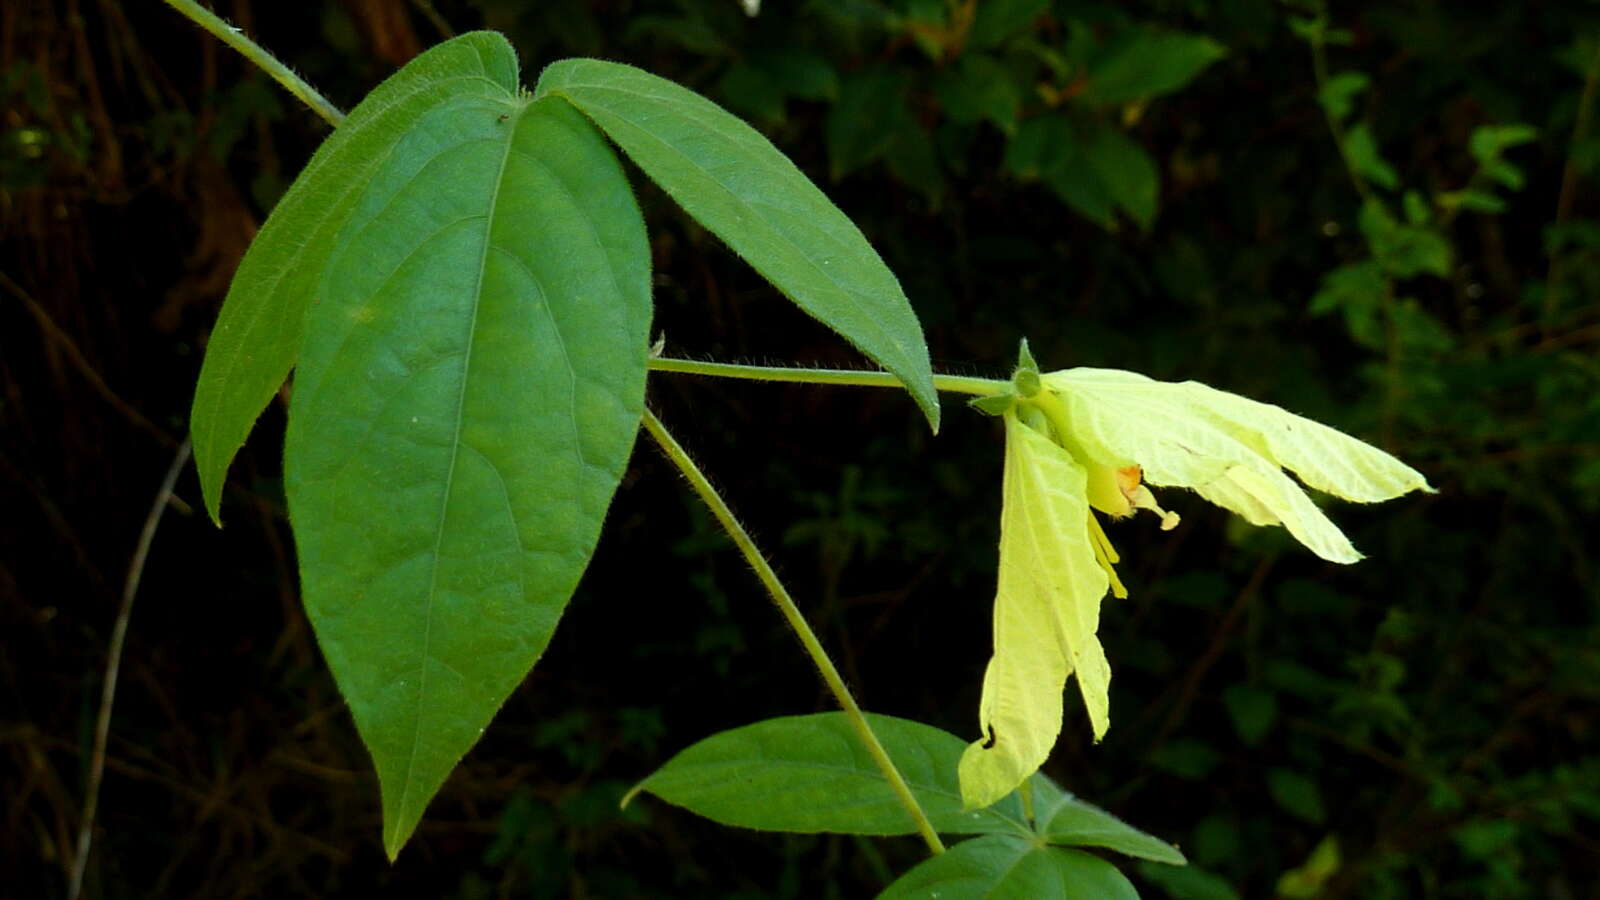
[4,1,1599,897]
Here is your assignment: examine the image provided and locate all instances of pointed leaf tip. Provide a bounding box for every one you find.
[1016,337,1039,373]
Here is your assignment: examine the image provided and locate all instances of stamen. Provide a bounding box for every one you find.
[1127,484,1181,532]
[1086,513,1129,599]
[1085,511,1121,564]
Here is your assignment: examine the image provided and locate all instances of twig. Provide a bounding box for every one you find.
[1148,555,1274,749]
[0,271,177,448]
[1541,37,1600,342]
[67,439,192,900]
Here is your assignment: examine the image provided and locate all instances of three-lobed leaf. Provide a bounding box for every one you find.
[196,28,956,861]
[190,32,520,523]
[532,58,941,431]
[878,835,1140,900]
[283,41,651,857]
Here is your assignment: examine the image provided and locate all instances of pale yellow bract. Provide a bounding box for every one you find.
[958,368,1432,810]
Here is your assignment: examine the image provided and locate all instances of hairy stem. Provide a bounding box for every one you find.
[162,0,346,126]
[641,408,946,855]
[649,356,1002,397]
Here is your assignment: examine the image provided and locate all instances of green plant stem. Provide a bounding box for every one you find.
[649,356,1002,397]
[640,408,946,856]
[1307,27,1370,201]
[1542,37,1600,342]
[162,0,347,126]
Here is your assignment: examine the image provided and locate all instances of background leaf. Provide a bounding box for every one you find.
[189,32,519,523]
[1080,119,1160,230]
[283,82,651,857]
[1081,30,1228,105]
[878,836,1140,900]
[534,58,940,430]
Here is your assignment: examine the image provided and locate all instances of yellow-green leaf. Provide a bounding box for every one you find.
[958,411,1111,809]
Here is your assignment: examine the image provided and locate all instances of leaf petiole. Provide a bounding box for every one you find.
[641,408,946,856]
[649,356,1004,397]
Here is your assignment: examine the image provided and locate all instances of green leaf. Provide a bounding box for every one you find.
[969,0,1051,49]
[1221,683,1277,745]
[1469,123,1538,162]
[959,411,1112,809]
[934,54,1023,135]
[1482,158,1525,190]
[1310,260,1386,348]
[1004,115,1072,180]
[534,59,940,430]
[1343,122,1400,191]
[1359,197,1453,278]
[1444,189,1508,214]
[825,69,912,180]
[1402,189,1432,225]
[1147,739,1222,780]
[1080,120,1160,229]
[1035,790,1188,864]
[1317,72,1370,124]
[1045,163,1119,229]
[632,712,1059,836]
[1267,769,1327,824]
[1277,836,1341,898]
[1005,115,1157,229]
[1081,29,1228,106]
[1287,16,1324,44]
[284,85,651,858]
[1138,860,1243,900]
[879,836,1139,900]
[190,32,519,524]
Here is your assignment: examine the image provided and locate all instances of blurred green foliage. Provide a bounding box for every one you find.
[4,0,1599,897]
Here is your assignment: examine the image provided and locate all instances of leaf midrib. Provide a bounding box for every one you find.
[195,73,511,480]
[392,96,526,837]
[650,755,1030,835]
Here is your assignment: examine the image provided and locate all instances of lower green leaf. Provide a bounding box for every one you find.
[632,712,1049,837]
[878,835,1140,900]
[1036,790,1187,865]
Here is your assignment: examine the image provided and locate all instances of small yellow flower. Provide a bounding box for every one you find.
[958,363,1432,809]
